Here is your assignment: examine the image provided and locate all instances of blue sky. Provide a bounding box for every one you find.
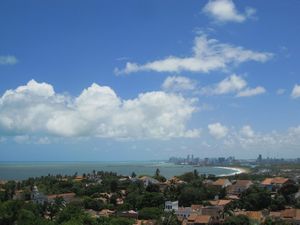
[0,0,300,161]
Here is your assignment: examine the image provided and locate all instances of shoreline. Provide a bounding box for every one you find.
[216,166,250,177]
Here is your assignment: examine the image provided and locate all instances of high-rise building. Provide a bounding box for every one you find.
[257,154,262,162]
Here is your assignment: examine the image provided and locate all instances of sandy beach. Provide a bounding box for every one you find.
[216,166,250,177]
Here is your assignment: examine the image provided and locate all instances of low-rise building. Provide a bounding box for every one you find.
[0,180,7,185]
[227,180,253,195]
[31,186,47,204]
[73,175,84,182]
[85,209,99,218]
[208,199,232,211]
[184,214,212,225]
[133,220,155,225]
[139,176,159,187]
[175,207,193,219]
[13,190,24,200]
[191,205,203,212]
[119,210,138,219]
[211,179,231,189]
[201,206,221,218]
[261,177,294,191]
[166,177,187,186]
[269,208,300,225]
[99,209,115,217]
[165,200,179,212]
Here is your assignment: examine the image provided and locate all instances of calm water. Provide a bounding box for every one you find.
[0,161,239,180]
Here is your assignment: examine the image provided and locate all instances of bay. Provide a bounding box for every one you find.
[0,161,240,180]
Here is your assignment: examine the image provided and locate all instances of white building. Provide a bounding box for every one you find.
[31,186,47,204]
[139,176,159,187]
[164,201,179,212]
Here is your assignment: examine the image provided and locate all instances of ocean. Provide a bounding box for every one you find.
[0,161,240,180]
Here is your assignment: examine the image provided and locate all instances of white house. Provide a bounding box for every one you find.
[139,176,159,187]
[31,186,47,204]
[164,201,179,212]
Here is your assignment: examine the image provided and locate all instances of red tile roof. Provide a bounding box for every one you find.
[191,204,203,211]
[194,215,212,224]
[261,177,289,185]
[235,180,253,187]
[212,178,230,186]
[47,192,76,200]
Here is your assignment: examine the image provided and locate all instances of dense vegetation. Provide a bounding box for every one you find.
[0,168,299,225]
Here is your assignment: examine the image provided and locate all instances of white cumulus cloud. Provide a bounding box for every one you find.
[0,55,18,65]
[203,0,256,23]
[195,124,300,158]
[240,125,255,138]
[200,74,266,97]
[115,35,272,75]
[0,80,200,139]
[236,86,266,97]
[221,125,300,156]
[208,122,228,139]
[214,74,246,94]
[291,84,300,99]
[162,76,197,92]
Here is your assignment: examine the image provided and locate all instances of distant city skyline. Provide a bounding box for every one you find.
[0,0,300,160]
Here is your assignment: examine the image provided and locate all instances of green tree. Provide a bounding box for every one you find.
[110,194,118,205]
[279,183,298,197]
[138,207,162,220]
[178,172,200,183]
[223,215,250,225]
[125,191,141,209]
[146,183,160,192]
[263,217,293,225]
[55,203,85,224]
[131,172,137,178]
[138,192,164,209]
[193,169,199,178]
[240,186,272,210]
[155,168,160,177]
[158,211,180,225]
[270,195,286,211]
[110,180,118,192]
[83,196,104,211]
[97,217,134,225]
[0,200,23,225]
[153,168,166,182]
[17,209,38,225]
[178,186,207,206]
[163,185,181,202]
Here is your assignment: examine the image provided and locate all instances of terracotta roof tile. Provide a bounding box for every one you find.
[191,204,203,211]
[281,208,296,218]
[272,177,289,184]
[187,213,198,221]
[261,177,290,185]
[269,211,281,218]
[194,215,211,224]
[235,180,253,187]
[261,178,273,185]
[246,211,263,221]
[212,179,229,186]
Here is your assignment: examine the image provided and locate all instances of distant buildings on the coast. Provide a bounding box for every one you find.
[168,154,300,167]
[255,154,300,164]
[168,155,236,166]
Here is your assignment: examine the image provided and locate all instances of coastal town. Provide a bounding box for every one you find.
[1,0,300,224]
[1,158,300,225]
